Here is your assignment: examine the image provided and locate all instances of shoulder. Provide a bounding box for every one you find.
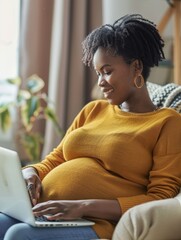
[73,100,111,125]
[66,100,110,131]
[158,108,181,129]
[82,99,111,113]
[158,107,181,117]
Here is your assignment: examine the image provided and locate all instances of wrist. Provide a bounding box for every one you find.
[79,200,93,217]
[79,199,121,222]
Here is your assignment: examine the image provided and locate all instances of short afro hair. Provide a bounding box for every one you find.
[82,14,165,80]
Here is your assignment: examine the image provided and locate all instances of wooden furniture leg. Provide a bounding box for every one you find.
[173,0,181,84]
[158,0,181,85]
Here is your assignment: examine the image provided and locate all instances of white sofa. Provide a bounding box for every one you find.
[112,194,181,240]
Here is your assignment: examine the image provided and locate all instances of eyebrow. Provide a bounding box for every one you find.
[94,64,111,71]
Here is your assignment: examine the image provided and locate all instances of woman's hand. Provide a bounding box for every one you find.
[32,200,85,220]
[22,167,42,206]
[32,199,122,222]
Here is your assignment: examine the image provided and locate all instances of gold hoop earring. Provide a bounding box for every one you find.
[134,75,144,88]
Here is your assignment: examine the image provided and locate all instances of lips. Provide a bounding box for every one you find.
[102,88,114,98]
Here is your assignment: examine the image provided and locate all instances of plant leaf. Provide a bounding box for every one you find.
[44,107,62,136]
[20,132,43,162]
[17,90,31,105]
[0,107,11,132]
[21,96,40,130]
[26,75,45,94]
[6,77,21,85]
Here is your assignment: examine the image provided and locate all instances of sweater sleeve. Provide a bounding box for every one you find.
[25,101,99,180]
[118,113,181,214]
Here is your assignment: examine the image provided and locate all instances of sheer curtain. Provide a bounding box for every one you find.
[19,0,102,158]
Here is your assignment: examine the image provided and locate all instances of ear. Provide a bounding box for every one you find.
[132,60,143,75]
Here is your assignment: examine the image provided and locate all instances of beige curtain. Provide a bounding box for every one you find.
[19,0,102,158]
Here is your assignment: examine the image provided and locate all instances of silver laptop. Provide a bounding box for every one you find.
[0,147,95,227]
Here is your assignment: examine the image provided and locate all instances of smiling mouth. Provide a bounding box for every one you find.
[102,89,114,98]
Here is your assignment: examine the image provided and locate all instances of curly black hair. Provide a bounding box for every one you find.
[82,14,165,80]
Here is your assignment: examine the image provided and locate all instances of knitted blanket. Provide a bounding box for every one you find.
[147,82,181,113]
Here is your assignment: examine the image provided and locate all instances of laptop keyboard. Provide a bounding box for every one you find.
[35,216,61,222]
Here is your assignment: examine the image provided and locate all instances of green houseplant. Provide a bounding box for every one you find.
[0,75,62,162]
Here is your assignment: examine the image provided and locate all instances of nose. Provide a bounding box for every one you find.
[98,77,106,87]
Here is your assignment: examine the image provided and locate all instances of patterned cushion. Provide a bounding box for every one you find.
[147,82,181,113]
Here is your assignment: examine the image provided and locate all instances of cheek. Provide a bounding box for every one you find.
[114,74,132,90]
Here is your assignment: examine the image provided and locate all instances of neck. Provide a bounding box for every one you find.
[120,89,158,113]
[120,103,158,113]
[119,98,158,113]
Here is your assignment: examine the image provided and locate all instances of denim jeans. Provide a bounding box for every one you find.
[0,213,99,240]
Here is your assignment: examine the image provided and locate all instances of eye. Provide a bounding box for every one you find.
[104,71,111,75]
[96,71,101,77]
[103,69,112,76]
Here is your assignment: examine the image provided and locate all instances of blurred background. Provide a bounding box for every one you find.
[0,0,177,162]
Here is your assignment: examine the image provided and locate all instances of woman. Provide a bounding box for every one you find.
[1,14,181,240]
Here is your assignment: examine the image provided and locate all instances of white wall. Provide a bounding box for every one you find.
[102,0,172,37]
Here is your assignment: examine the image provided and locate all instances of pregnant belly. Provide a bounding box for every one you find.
[39,158,125,202]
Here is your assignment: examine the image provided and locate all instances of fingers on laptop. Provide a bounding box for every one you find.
[27,183,38,206]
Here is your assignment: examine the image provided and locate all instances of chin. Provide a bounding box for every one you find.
[107,99,119,105]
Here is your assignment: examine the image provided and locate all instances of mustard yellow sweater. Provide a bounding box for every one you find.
[32,100,181,239]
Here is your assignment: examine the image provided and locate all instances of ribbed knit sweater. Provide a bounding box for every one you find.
[32,100,181,238]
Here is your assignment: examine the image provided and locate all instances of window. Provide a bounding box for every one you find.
[0,0,20,80]
[0,0,20,149]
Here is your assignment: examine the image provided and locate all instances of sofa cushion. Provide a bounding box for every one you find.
[147,82,181,113]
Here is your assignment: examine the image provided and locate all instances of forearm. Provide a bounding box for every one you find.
[81,199,122,222]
